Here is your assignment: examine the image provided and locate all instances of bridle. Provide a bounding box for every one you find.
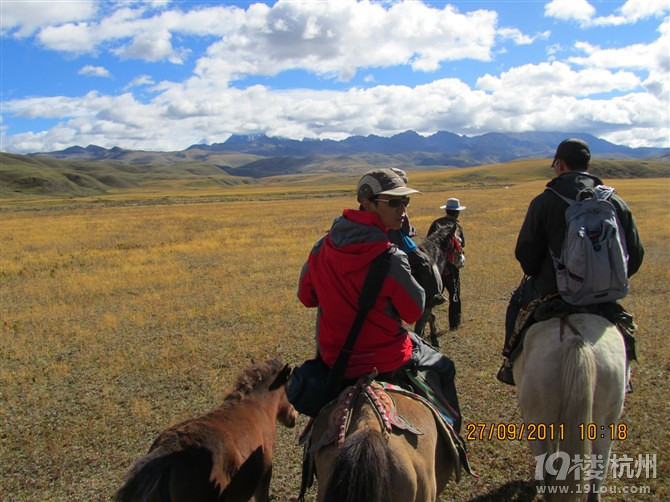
[413,230,455,254]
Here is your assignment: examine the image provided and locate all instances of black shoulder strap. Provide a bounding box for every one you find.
[325,248,392,400]
[547,187,575,205]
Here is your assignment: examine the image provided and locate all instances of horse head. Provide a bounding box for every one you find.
[420,224,457,275]
[269,363,297,428]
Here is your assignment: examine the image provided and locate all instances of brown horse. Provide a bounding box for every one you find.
[116,358,297,502]
[308,379,464,502]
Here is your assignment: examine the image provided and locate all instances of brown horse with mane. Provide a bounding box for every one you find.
[116,358,296,502]
[307,376,465,502]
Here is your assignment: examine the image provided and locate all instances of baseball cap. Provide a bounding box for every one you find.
[554,138,591,167]
[357,168,421,202]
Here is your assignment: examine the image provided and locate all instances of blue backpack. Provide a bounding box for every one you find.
[548,185,629,306]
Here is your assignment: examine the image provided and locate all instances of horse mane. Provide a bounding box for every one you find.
[420,223,456,263]
[224,357,285,402]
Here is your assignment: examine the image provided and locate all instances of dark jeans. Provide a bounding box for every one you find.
[443,265,461,329]
[503,276,541,357]
[408,332,462,433]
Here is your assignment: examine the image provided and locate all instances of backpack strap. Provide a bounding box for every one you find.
[546,187,575,205]
[592,185,616,201]
[547,185,616,205]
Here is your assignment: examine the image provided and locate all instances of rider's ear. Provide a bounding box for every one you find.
[361,197,376,211]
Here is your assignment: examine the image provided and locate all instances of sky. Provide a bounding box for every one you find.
[1,0,669,154]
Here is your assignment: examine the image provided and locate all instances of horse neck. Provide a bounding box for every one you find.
[220,387,277,415]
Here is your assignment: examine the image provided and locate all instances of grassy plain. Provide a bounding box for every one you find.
[1,168,668,501]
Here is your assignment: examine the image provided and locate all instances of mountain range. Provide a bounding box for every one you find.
[3,130,668,198]
[29,130,669,178]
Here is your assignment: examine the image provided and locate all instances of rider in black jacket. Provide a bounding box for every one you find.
[497,138,645,385]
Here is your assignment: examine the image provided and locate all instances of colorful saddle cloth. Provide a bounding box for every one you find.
[295,370,475,501]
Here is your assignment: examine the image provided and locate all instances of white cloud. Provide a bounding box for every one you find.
[116,29,187,63]
[19,1,504,78]
[38,22,97,53]
[187,1,501,82]
[593,0,670,26]
[0,0,97,37]
[545,0,595,24]
[498,28,550,45]
[1,1,667,152]
[620,0,670,21]
[124,75,156,90]
[4,57,667,154]
[79,65,112,78]
[568,18,670,100]
[476,62,641,98]
[546,0,670,27]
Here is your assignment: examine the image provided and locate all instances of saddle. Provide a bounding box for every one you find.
[508,295,637,363]
[295,370,474,501]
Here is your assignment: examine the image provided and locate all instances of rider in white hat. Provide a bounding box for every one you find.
[427,198,466,331]
[440,198,466,211]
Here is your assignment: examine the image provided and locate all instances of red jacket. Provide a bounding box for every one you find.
[298,209,425,379]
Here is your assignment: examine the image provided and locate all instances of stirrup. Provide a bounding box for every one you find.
[496,361,515,386]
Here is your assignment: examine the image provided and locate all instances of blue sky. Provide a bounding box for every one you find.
[1,0,668,154]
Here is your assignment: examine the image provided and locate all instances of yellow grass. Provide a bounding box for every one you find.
[0,175,668,501]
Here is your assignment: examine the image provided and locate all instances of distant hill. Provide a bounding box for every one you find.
[2,148,668,199]
[28,131,669,177]
[185,130,669,161]
[3,130,667,198]
[0,152,251,198]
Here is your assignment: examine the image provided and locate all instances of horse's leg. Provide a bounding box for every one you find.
[253,466,272,502]
[167,449,220,502]
[414,311,428,340]
[428,312,439,347]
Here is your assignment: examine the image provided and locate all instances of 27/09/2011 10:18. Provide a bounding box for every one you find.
[464,423,628,441]
[579,423,628,441]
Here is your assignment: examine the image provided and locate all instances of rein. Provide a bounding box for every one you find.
[414,231,454,253]
[559,314,582,341]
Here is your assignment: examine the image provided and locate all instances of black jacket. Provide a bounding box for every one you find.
[515,171,644,296]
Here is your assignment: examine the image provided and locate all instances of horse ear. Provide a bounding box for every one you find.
[269,364,292,390]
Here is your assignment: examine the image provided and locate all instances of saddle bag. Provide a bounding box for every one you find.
[286,356,331,417]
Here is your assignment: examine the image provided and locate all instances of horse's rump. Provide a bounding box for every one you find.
[308,380,461,502]
[514,314,627,501]
[116,358,296,502]
[324,428,392,502]
[116,445,222,502]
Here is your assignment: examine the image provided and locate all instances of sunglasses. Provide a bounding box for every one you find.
[376,197,410,208]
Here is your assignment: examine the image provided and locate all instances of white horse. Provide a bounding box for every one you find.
[513,313,628,502]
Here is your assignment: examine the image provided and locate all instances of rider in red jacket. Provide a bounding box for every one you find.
[298,208,424,379]
[298,168,462,432]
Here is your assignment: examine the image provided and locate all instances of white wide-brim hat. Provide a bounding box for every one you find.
[440,197,466,211]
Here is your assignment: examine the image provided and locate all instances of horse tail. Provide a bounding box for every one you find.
[115,448,173,502]
[324,428,392,502]
[554,323,596,499]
